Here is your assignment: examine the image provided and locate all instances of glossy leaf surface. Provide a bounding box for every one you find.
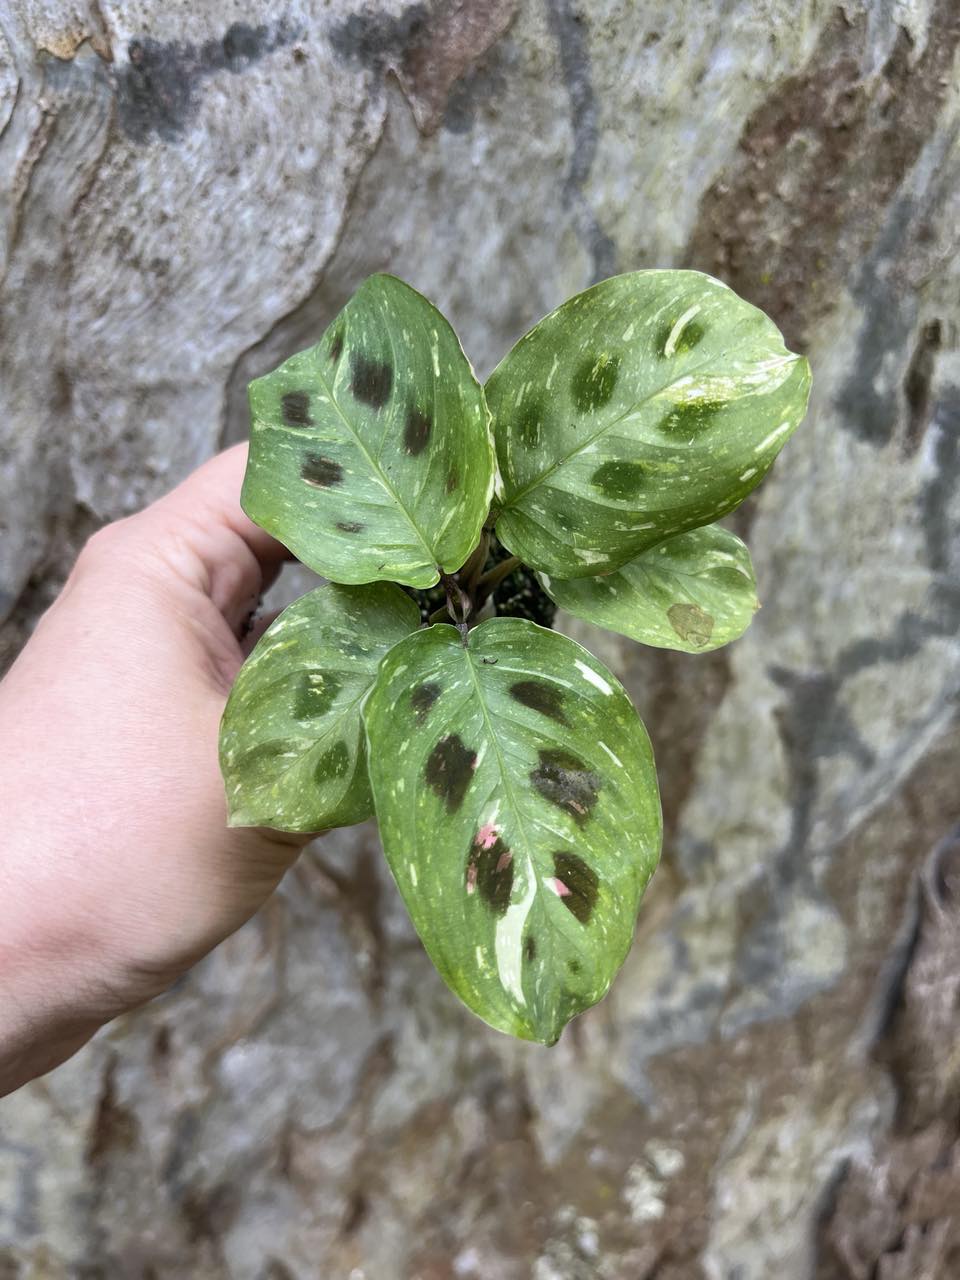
[243,274,494,588]
[220,583,420,832]
[541,524,758,653]
[363,618,662,1044]
[488,269,811,578]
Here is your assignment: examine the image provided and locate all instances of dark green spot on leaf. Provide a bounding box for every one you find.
[516,394,547,448]
[281,390,312,427]
[240,740,289,777]
[329,329,344,363]
[554,852,599,924]
[571,352,620,413]
[509,680,568,725]
[341,639,375,658]
[446,465,460,494]
[293,671,341,719]
[425,733,477,813]
[667,602,715,647]
[590,460,647,501]
[531,750,600,828]
[657,399,725,436]
[656,318,705,357]
[316,739,350,783]
[350,353,393,409]
[524,934,536,963]
[301,454,343,488]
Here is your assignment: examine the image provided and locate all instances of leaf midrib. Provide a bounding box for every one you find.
[462,641,555,1011]
[313,362,439,572]
[242,682,372,801]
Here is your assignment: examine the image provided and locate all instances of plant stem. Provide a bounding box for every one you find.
[474,556,520,604]
[462,531,490,594]
[423,549,520,634]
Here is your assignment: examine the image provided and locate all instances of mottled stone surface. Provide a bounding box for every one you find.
[1,1,959,1276]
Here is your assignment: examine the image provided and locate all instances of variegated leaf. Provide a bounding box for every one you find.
[363,618,662,1045]
[487,269,811,578]
[220,582,420,832]
[541,524,758,653]
[243,274,494,589]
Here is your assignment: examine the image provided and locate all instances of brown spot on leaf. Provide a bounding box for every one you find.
[336,520,364,533]
[329,328,344,363]
[281,390,312,427]
[301,454,343,487]
[466,833,514,916]
[531,749,600,828]
[667,602,715,648]
[351,353,393,409]
[509,680,568,725]
[553,852,599,924]
[411,681,441,722]
[445,465,460,493]
[524,934,536,963]
[425,734,477,813]
[404,403,432,455]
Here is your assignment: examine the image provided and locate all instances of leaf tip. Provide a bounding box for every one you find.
[515,997,579,1048]
[530,1025,564,1049]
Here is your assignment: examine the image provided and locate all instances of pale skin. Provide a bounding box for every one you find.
[0,446,312,1097]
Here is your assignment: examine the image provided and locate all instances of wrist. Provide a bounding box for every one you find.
[0,814,150,1096]
[0,900,120,1096]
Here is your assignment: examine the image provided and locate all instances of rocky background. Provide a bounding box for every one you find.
[2,0,960,1275]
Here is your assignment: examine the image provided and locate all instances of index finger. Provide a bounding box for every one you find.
[135,444,294,625]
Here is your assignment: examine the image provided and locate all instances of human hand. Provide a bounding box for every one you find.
[0,445,310,1095]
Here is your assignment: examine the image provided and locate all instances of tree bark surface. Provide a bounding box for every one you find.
[1,2,959,1276]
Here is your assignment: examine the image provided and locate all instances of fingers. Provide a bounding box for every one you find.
[241,607,284,657]
[126,445,293,633]
[160,444,285,567]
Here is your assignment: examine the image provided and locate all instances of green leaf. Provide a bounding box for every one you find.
[220,582,420,832]
[487,269,811,578]
[242,274,494,589]
[541,524,758,653]
[362,618,662,1045]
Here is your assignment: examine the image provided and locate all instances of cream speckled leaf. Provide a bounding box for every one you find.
[242,274,494,589]
[487,270,811,578]
[362,618,662,1045]
[220,582,420,832]
[541,524,759,653]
